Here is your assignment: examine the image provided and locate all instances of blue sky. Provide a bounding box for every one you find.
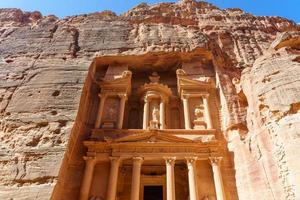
[0,0,299,23]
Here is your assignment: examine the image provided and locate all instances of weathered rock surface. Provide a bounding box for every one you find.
[0,0,299,199]
[228,33,300,200]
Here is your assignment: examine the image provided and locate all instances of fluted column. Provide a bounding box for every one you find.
[165,157,176,200]
[202,95,212,129]
[159,100,166,129]
[79,157,96,200]
[95,93,107,128]
[106,157,121,200]
[118,94,127,129]
[210,157,226,200]
[182,95,191,129]
[130,157,143,200]
[186,157,198,200]
[143,98,149,129]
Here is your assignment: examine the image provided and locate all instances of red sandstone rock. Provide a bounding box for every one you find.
[0,0,299,199]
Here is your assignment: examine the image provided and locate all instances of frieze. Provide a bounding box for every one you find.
[110,146,217,154]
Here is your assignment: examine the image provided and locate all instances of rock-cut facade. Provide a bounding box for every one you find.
[0,0,300,200]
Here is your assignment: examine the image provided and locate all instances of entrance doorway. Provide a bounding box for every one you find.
[143,186,163,200]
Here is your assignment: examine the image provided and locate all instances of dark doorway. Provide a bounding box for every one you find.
[144,185,163,200]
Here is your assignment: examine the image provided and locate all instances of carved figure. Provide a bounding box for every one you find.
[152,106,160,122]
[108,107,116,120]
[194,106,204,121]
[193,105,206,130]
[149,106,160,129]
[232,77,242,93]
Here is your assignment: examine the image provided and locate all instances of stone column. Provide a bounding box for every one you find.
[79,157,96,200]
[182,95,191,129]
[118,94,127,129]
[130,157,143,200]
[209,157,226,200]
[159,100,166,129]
[106,157,121,200]
[143,98,149,129]
[95,93,107,128]
[202,95,212,129]
[165,157,176,200]
[186,157,198,200]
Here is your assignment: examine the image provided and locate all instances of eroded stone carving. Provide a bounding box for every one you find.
[232,77,242,94]
[149,106,160,130]
[102,97,119,129]
[193,105,207,130]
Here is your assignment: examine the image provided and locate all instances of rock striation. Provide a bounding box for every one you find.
[0,0,299,199]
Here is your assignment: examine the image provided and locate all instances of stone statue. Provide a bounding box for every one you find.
[152,106,160,122]
[149,106,160,129]
[194,106,204,121]
[193,105,206,130]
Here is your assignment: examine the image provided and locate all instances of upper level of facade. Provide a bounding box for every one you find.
[92,53,220,135]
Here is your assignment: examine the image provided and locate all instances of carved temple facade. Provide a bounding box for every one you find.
[66,53,238,200]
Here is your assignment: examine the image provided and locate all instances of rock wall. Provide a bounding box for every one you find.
[228,32,300,200]
[0,0,299,199]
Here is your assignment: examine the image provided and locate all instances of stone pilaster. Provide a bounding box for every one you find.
[106,157,121,200]
[160,100,166,129]
[130,157,143,200]
[79,156,96,200]
[209,157,226,200]
[182,95,191,129]
[186,157,199,200]
[95,93,107,128]
[202,95,212,129]
[165,157,176,200]
[118,94,127,129]
[143,98,149,129]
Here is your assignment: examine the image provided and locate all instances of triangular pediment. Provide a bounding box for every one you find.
[178,77,211,87]
[114,132,197,143]
[101,72,131,84]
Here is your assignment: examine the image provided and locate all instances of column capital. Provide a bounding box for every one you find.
[182,94,190,100]
[118,93,128,100]
[200,93,210,98]
[164,157,176,165]
[209,157,223,166]
[98,93,108,99]
[83,156,96,165]
[143,96,150,103]
[185,156,198,164]
[109,156,122,163]
[132,157,144,164]
[160,96,169,104]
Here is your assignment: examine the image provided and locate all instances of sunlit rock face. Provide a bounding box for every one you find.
[0,0,299,199]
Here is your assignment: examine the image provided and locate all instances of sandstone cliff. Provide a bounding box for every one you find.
[0,0,299,199]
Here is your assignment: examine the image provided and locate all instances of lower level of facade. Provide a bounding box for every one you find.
[79,130,231,200]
